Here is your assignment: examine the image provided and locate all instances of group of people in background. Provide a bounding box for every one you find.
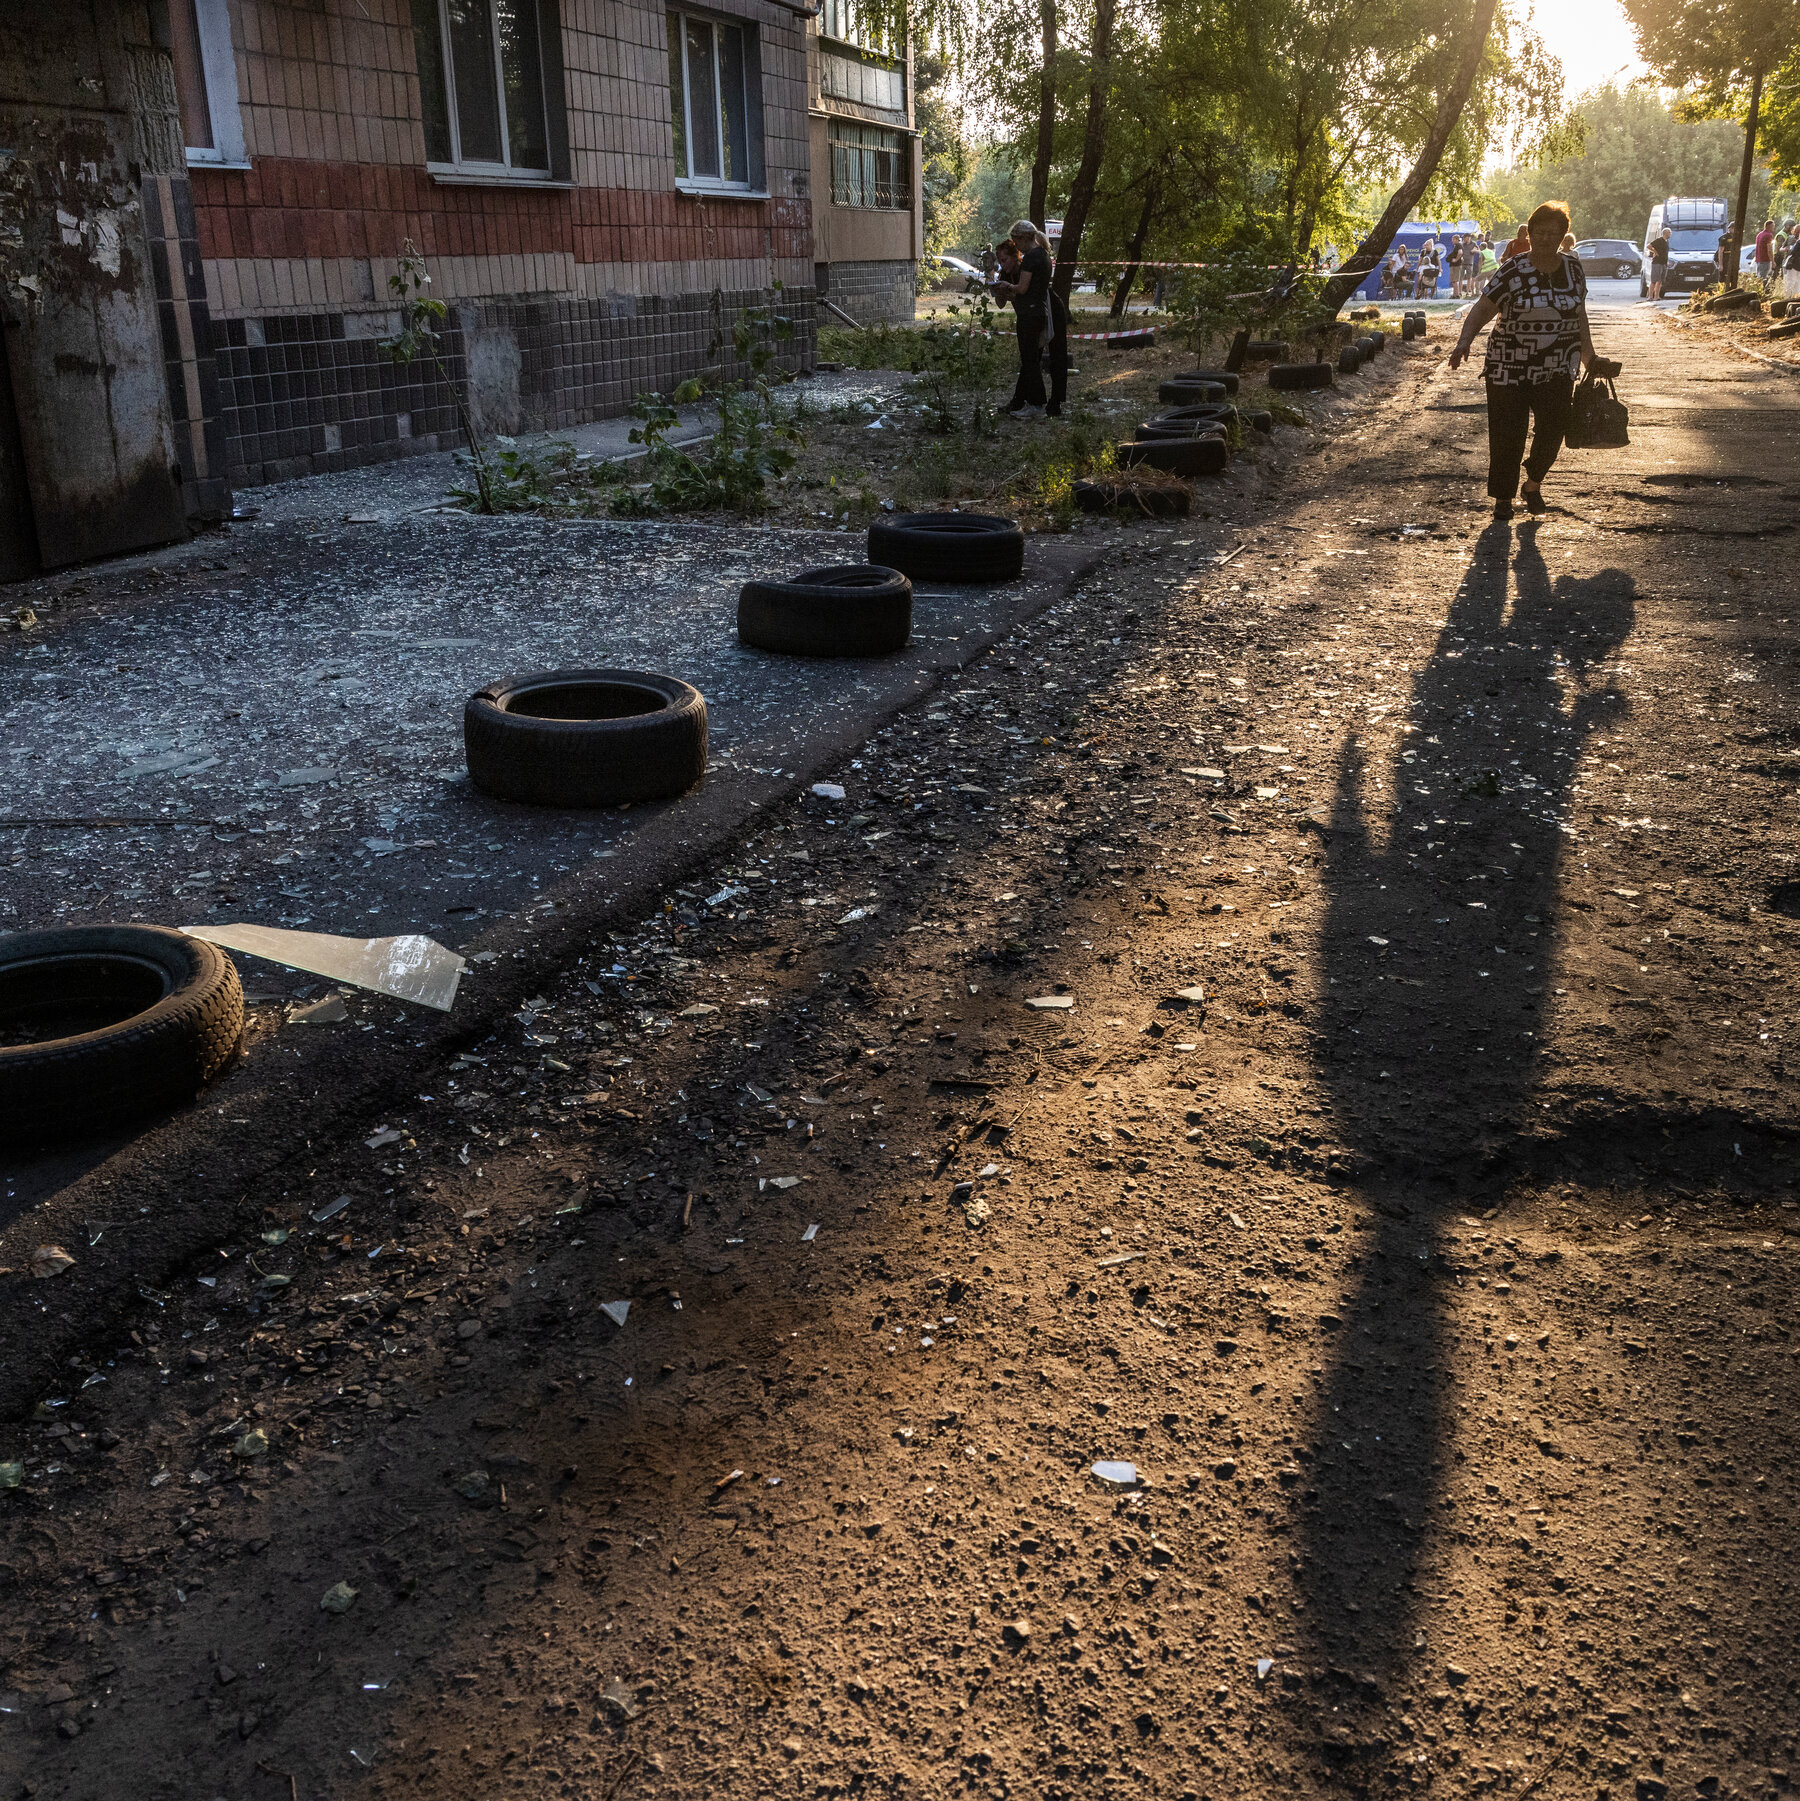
[1379,231,1498,301]
[1752,218,1800,296]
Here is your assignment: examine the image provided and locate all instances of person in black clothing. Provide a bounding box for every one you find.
[996,219,1054,418]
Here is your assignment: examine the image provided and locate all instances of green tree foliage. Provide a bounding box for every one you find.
[1621,0,1800,274]
[1487,82,1791,240]
[915,53,976,267]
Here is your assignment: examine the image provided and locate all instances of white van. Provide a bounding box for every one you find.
[1644,197,1729,294]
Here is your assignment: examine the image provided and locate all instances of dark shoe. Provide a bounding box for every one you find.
[1045,404,1062,418]
[1522,485,1546,515]
[1493,499,1514,521]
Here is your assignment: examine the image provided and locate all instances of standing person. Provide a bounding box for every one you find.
[1785,230,1800,302]
[1447,200,1603,522]
[995,219,1053,420]
[1502,224,1531,263]
[1648,228,1670,299]
[1754,218,1775,285]
[1446,233,1464,298]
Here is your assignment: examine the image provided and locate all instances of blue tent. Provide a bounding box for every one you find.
[1348,219,1484,301]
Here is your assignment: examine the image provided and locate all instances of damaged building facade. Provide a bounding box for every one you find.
[3,0,919,577]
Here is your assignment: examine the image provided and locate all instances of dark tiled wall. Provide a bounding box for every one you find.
[821,258,915,324]
[210,288,818,488]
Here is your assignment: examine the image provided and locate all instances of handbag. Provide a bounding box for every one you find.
[1566,367,1629,449]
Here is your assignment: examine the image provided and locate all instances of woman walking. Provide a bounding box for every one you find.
[1448,201,1605,521]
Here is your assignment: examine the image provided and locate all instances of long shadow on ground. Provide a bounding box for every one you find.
[1294,521,1634,1680]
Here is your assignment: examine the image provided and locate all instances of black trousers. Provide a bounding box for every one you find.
[1486,375,1573,500]
[1045,325,1069,413]
[1011,310,1049,408]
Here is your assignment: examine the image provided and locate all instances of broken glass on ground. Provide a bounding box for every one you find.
[184,923,466,1011]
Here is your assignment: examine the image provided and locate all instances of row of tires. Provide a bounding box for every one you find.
[2,509,1033,1140]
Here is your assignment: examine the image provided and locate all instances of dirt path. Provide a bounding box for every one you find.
[5,310,1798,1801]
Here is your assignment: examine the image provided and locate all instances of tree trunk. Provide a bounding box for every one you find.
[1109,180,1159,317]
[1723,64,1763,290]
[1029,0,1057,229]
[1318,0,1501,315]
[1050,0,1117,305]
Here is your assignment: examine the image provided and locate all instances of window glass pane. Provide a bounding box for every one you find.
[497,0,549,169]
[446,0,503,162]
[410,0,453,163]
[684,17,720,177]
[168,0,215,149]
[668,10,687,177]
[716,22,747,184]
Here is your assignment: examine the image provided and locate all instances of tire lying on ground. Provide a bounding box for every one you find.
[1368,329,1387,353]
[1115,435,1229,476]
[1157,378,1227,405]
[465,669,708,807]
[1073,479,1192,517]
[0,925,244,1143]
[1269,361,1335,392]
[1168,367,1240,395]
[1244,338,1290,360]
[1149,401,1237,429]
[1338,345,1364,374]
[1243,407,1274,435]
[866,511,1024,583]
[738,564,912,657]
[1134,418,1230,441]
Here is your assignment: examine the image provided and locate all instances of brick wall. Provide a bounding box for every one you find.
[194,0,817,485]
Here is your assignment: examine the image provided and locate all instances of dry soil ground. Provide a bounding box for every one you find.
[3,302,1798,1801]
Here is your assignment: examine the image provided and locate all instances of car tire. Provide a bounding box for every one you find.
[1243,407,1273,435]
[1169,368,1240,395]
[465,669,708,808]
[1367,329,1387,353]
[737,564,912,657]
[1616,263,1634,280]
[1401,316,1419,341]
[1338,345,1363,374]
[1115,436,1229,476]
[0,925,244,1143]
[1074,479,1192,517]
[1151,402,1237,427]
[866,511,1024,583]
[1270,362,1334,391]
[1244,338,1290,360]
[1134,419,1230,442]
[1157,378,1227,404]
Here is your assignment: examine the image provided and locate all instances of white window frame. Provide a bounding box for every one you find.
[418,0,557,184]
[669,9,759,196]
[184,0,249,170]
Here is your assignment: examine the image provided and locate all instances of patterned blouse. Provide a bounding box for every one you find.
[1481,252,1587,385]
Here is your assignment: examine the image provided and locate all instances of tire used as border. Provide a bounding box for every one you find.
[0,925,244,1143]
[465,669,708,808]
[1115,436,1229,477]
[1269,362,1335,392]
[866,512,1024,584]
[738,564,912,657]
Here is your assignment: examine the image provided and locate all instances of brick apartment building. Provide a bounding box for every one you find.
[0,0,917,577]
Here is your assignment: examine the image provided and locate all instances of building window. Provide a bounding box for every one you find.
[819,49,903,112]
[158,0,248,167]
[668,10,759,190]
[411,0,552,176]
[828,121,907,210]
[818,0,895,55]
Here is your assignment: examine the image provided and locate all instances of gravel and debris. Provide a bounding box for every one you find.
[2,307,1797,1800]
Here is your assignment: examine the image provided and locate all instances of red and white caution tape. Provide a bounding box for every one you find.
[1067,325,1157,343]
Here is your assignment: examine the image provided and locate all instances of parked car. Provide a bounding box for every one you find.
[1574,238,1643,280]
[929,254,987,293]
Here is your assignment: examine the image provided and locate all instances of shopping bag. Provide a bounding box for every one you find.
[1566,371,1629,449]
